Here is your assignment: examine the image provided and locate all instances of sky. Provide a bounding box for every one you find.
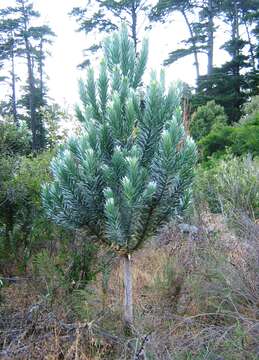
[1,0,230,109]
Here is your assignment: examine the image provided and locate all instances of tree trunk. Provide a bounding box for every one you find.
[39,37,44,102]
[122,254,133,333]
[131,1,137,53]
[10,37,18,127]
[207,0,214,76]
[25,38,38,152]
[232,0,240,77]
[181,10,200,80]
[21,0,38,152]
[38,36,45,149]
[183,96,190,134]
[244,19,256,71]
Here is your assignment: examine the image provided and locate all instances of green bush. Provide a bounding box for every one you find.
[194,160,222,213]
[199,96,259,159]
[240,95,259,124]
[0,151,71,272]
[199,114,259,159]
[231,113,259,155]
[198,124,233,159]
[190,100,228,142]
[32,242,98,300]
[0,120,31,155]
[195,154,259,219]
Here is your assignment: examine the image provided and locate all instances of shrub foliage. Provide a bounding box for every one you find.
[42,26,197,254]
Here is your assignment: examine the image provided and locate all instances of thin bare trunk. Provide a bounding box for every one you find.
[131,1,137,53]
[39,37,44,102]
[38,37,45,149]
[244,20,256,71]
[232,1,240,77]
[181,10,200,80]
[21,0,38,152]
[25,37,37,152]
[123,254,133,333]
[183,96,190,134]
[207,0,214,76]
[10,38,18,126]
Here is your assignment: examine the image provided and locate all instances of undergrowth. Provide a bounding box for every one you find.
[0,155,258,359]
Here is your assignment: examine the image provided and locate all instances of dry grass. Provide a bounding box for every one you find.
[1,211,258,359]
[0,280,119,359]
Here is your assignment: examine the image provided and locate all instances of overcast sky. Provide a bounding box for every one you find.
[1,0,230,109]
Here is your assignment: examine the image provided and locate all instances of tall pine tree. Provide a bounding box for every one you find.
[150,0,202,79]
[70,0,149,66]
[194,0,259,122]
[0,17,22,126]
[0,0,54,150]
[150,0,221,81]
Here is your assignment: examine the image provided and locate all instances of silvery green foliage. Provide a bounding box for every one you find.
[42,25,197,253]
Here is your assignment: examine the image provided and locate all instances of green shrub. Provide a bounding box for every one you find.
[240,95,259,124]
[0,151,71,272]
[198,124,233,159]
[0,120,31,155]
[190,100,228,142]
[231,113,259,156]
[195,154,259,219]
[194,161,222,213]
[32,250,67,302]
[32,242,99,301]
[198,96,259,159]
[199,114,259,159]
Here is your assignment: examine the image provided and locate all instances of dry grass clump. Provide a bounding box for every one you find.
[127,214,259,359]
[0,280,120,359]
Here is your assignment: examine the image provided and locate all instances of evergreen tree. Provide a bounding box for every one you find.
[42,26,197,329]
[194,61,250,123]
[150,0,201,79]
[70,0,149,66]
[240,0,259,96]
[150,0,221,80]
[17,0,54,151]
[199,0,221,76]
[0,17,22,126]
[194,0,259,122]
[0,0,54,151]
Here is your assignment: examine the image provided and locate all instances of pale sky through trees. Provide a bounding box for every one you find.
[1,0,230,109]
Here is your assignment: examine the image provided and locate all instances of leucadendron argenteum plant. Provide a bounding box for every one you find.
[42,25,197,332]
